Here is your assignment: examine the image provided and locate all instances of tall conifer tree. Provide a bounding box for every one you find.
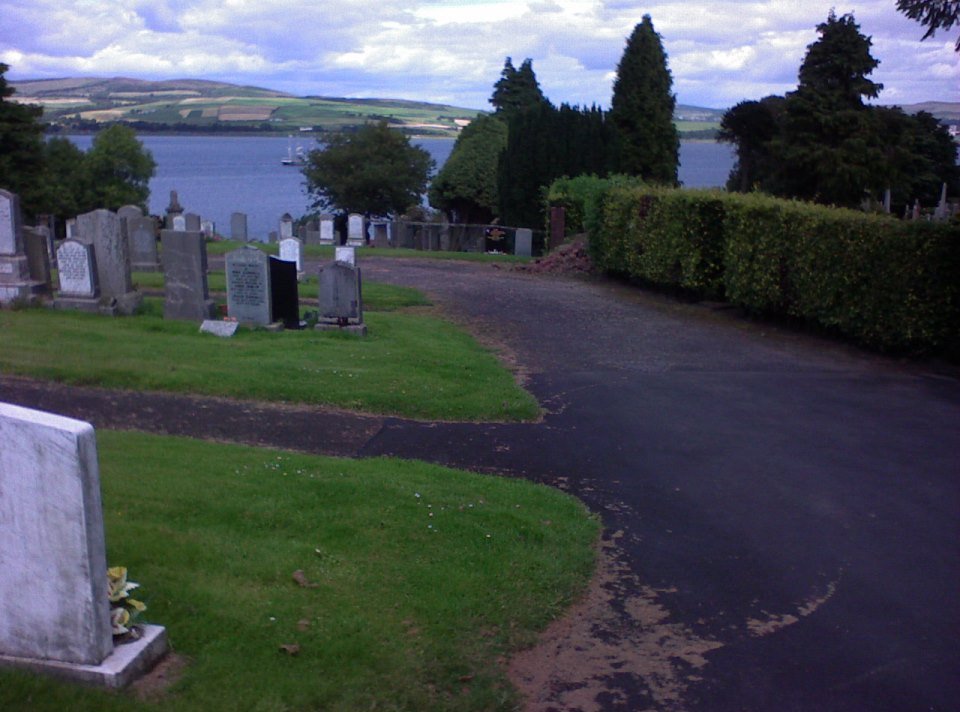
[609,15,679,184]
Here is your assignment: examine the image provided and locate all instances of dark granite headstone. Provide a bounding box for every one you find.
[226,246,271,325]
[23,227,51,294]
[316,261,365,335]
[161,229,216,321]
[269,256,300,330]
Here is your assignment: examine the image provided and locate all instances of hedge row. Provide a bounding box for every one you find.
[547,177,960,353]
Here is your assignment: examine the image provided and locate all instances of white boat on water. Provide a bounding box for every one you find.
[282,138,307,166]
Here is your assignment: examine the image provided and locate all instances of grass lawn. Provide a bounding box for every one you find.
[0,299,539,421]
[0,431,599,711]
[204,240,532,264]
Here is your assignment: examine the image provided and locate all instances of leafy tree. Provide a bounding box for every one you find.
[490,58,549,117]
[609,15,679,184]
[0,63,46,217]
[303,120,435,217]
[84,124,156,212]
[896,0,960,50]
[428,114,507,223]
[34,137,90,220]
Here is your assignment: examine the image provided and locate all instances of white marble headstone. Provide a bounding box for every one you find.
[57,240,97,297]
[335,246,356,266]
[279,237,303,272]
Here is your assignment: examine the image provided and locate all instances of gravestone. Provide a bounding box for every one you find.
[65,218,77,240]
[230,212,248,242]
[269,256,300,330]
[0,189,46,306]
[23,227,52,294]
[370,222,390,248]
[128,216,161,272]
[335,246,356,266]
[514,228,533,257]
[184,213,201,232]
[279,236,303,276]
[393,220,413,249]
[316,261,365,335]
[200,220,215,238]
[117,205,143,226]
[161,229,217,321]
[279,213,294,239]
[164,190,184,229]
[200,320,239,338]
[54,240,100,312]
[0,402,168,687]
[347,213,365,247]
[75,209,141,315]
[226,246,272,325]
[302,218,319,245]
[319,215,336,245]
[172,215,186,231]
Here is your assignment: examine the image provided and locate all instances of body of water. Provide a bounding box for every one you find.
[64,134,734,237]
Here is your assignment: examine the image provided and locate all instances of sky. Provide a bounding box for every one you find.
[1,0,956,110]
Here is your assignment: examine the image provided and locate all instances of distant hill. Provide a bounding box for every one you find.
[9,76,482,137]
[893,101,960,123]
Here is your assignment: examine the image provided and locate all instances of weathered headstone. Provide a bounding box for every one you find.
[74,209,141,315]
[117,205,143,226]
[269,256,300,330]
[200,220,215,238]
[184,213,201,232]
[319,215,336,245]
[128,216,161,272]
[347,213,365,247]
[230,212,248,242]
[226,246,272,325]
[65,218,77,240]
[23,227,52,294]
[0,402,168,687]
[316,261,366,335]
[279,236,303,275]
[371,221,390,248]
[0,189,46,306]
[279,213,294,239]
[161,229,217,321]
[54,239,100,312]
[172,215,187,231]
[335,246,356,266]
[514,228,533,258]
[200,320,239,338]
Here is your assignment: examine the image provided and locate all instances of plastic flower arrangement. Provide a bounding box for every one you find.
[107,566,147,636]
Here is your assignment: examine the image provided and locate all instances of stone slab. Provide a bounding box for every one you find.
[200,320,239,338]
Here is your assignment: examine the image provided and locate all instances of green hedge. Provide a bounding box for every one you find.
[548,178,960,353]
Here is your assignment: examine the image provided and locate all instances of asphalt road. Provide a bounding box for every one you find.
[3,256,957,711]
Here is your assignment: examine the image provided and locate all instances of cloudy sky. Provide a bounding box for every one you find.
[1,0,956,110]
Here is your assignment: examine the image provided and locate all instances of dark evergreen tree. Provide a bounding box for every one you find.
[896,0,960,50]
[490,57,549,117]
[0,63,46,217]
[609,15,679,184]
[428,114,507,224]
[718,96,784,192]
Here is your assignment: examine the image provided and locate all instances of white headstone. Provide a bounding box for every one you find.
[279,214,294,239]
[319,217,335,245]
[347,214,365,246]
[279,237,303,273]
[57,240,98,297]
[335,246,356,266]
[0,403,112,665]
[172,215,186,231]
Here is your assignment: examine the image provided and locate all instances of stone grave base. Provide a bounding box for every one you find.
[54,296,103,313]
[0,281,47,307]
[0,624,168,689]
[113,291,144,316]
[315,322,367,336]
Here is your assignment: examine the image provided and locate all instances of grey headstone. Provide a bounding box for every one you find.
[0,403,113,665]
[515,228,533,257]
[117,205,143,225]
[279,236,303,273]
[56,240,99,298]
[279,213,294,239]
[23,227,51,292]
[75,209,141,314]
[161,229,216,321]
[226,246,272,325]
[318,261,363,324]
[371,222,390,248]
[184,213,201,232]
[0,190,45,306]
[129,216,160,272]
[0,189,23,256]
[230,212,248,242]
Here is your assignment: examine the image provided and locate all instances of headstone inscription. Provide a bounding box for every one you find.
[0,402,168,687]
[316,261,366,335]
[54,239,100,312]
[279,236,303,275]
[514,228,533,258]
[319,215,335,245]
[161,229,217,321]
[129,216,160,272]
[269,256,300,330]
[225,246,272,326]
[0,189,45,306]
[230,212,248,242]
[347,213,365,247]
[75,209,141,315]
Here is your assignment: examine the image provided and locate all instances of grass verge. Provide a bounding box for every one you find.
[0,430,599,711]
[0,301,539,421]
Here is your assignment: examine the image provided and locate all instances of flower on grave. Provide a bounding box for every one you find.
[107,566,147,636]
